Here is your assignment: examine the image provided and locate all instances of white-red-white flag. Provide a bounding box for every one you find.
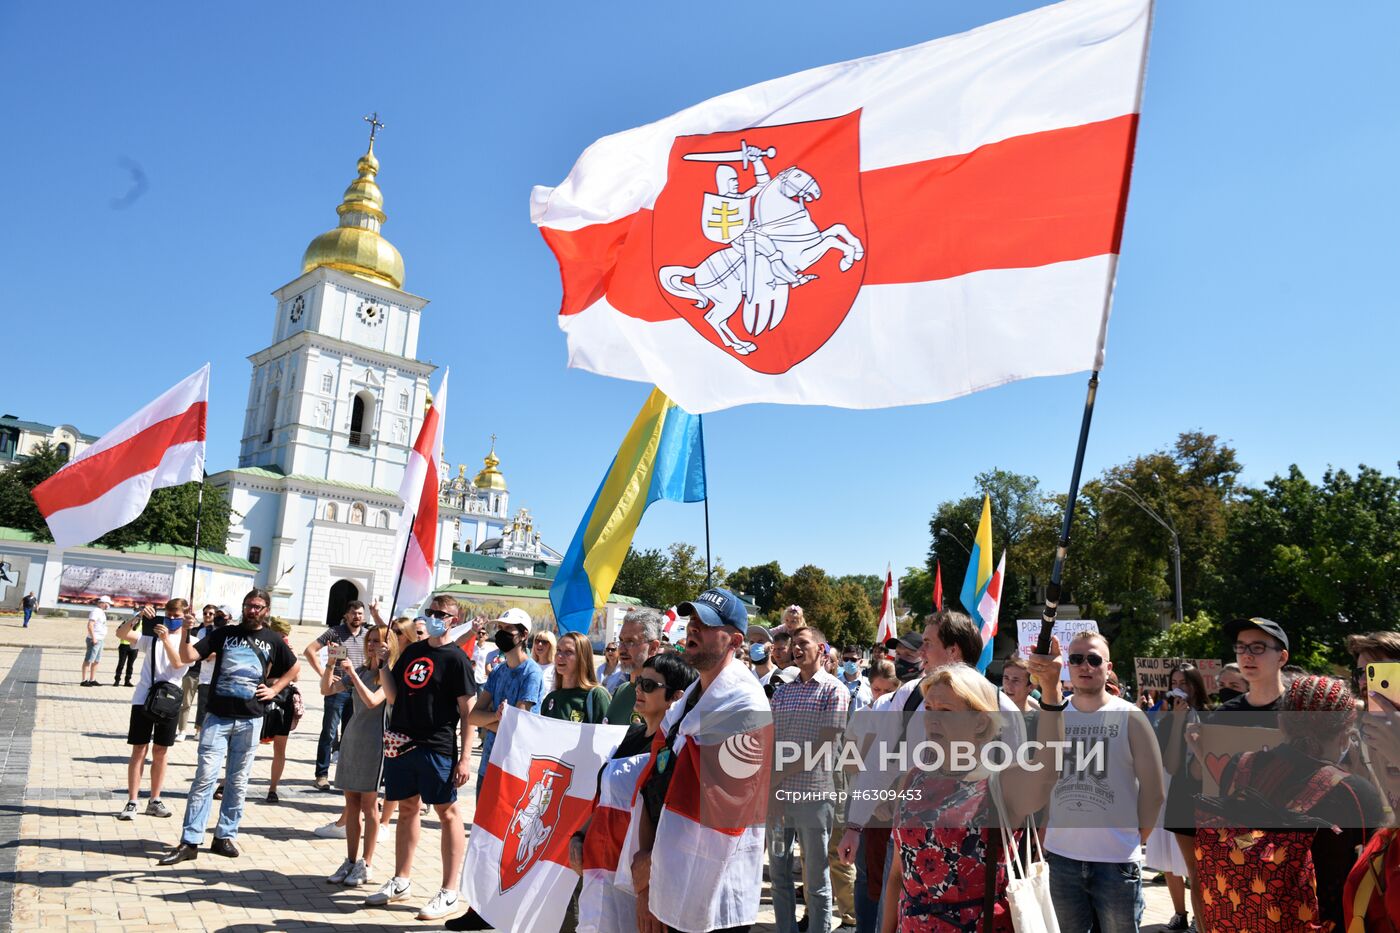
[462,705,628,933]
[532,0,1152,413]
[391,369,447,616]
[877,564,897,644]
[32,365,208,550]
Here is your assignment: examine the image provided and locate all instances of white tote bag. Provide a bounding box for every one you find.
[992,777,1060,933]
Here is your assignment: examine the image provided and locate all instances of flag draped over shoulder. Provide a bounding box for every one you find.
[391,369,448,616]
[550,388,706,633]
[32,364,208,550]
[578,750,649,933]
[462,706,628,933]
[531,0,1153,413]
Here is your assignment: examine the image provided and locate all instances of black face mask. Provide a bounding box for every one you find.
[895,658,922,681]
[1217,686,1244,705]
[493,630,520,653]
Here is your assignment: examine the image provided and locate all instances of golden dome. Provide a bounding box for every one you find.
[473,439,508,491]
[301,143,405,289]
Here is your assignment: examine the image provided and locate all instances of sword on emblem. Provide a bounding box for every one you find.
[683,139,776,171]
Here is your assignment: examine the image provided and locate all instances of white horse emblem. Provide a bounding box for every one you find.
[659,140,865,356]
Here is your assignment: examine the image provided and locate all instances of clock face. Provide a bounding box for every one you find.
[357,300,386,327]
[289,295,305,323]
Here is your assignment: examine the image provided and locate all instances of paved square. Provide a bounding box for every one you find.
[0,615,1174,931]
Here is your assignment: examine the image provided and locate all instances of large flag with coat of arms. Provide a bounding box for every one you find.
[461,705,628,933]
[531,0,1153,413]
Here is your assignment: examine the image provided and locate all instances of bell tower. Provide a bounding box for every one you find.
[238,116,436,491]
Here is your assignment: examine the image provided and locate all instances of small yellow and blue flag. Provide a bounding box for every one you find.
[550,388,706,634]
[958,495,1003,673]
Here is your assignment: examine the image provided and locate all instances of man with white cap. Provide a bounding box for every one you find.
[633,588,770,933]
[82,595,112,686]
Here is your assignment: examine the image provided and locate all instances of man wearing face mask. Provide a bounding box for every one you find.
[838,646,873,711]
[465,609,544,794]
[887,631,924,683]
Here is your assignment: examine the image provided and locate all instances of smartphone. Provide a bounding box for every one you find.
[327,642,347,664]
[140,614,183,637]
[1367,662,1400,707]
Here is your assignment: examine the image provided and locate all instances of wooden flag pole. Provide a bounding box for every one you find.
[1034,371,1100,657]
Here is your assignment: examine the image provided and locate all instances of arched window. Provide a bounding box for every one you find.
[56,442,71,461]
[377,510,390,529]
[349,502,366,524]
[264,387,279,443]
[324,502,338,522]
[349,390,374,448]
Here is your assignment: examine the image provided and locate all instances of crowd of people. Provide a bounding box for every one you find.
[81,585,1400,932]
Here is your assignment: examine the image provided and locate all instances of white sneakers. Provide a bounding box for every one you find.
[416,888,461,921]
[116,801,138,821]
[364,876,412,907]
[327,858,355,884]
[313,820,347,839]
[344,859,370,887]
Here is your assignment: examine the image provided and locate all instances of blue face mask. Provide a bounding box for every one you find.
[841,660,859,678]
[749,643,769,663]
[423,614,447,638]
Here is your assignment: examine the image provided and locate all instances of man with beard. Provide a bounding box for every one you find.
[633,588,770,933]
[605,608,665,725]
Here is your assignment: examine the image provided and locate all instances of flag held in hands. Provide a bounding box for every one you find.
[391,369,448,616]
[550,387,706,634]
[32,364,209,550]
[532,0,1153,412]
[463,705,629,933]
[876,564,897,644]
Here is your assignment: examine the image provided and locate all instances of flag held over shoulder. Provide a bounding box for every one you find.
[32,364,209,550]
[532,0,1153,413]
[550,387,706,634]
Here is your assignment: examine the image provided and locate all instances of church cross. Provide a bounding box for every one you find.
[363,112,385,145]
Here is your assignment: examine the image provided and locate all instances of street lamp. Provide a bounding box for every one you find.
[938,527,971,556]
[1106,481,1183,625]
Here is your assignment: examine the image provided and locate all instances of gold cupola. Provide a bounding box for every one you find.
[301,135,405,290]
[473,437,508,491]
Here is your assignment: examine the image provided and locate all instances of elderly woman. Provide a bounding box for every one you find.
[881,644,1065,933]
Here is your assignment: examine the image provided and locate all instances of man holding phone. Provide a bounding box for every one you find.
[304,600,369,791]
[159,588,300,865]
[115,598,191,821]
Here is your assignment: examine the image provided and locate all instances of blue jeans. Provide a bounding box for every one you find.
[853,832,879,933]
[315,689,351,778]
[179,713,259,844]
[1047,851,1144,933]
[23,607,32,626]
[769,799,834,933]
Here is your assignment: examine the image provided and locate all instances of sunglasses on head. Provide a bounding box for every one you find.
[1068,652,1106,667]
[635,676,667,694]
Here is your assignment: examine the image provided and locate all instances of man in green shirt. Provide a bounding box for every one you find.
[603,608,664,725]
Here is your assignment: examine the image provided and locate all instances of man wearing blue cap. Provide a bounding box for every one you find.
[633,588,770,933]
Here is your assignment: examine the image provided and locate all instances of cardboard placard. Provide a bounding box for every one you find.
[1016,619,1100,682]
[1196,723,1285,796]
[1134,657,1224,696]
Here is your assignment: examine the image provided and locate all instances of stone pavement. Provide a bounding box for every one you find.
[0,613,1176,931]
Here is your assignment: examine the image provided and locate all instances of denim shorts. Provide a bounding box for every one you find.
[84,639,103,664]
[383,746,456,805]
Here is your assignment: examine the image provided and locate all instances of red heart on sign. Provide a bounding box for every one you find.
[1205,752,1232,788]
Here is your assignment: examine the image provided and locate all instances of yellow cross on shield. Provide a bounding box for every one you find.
[701,193,751,243]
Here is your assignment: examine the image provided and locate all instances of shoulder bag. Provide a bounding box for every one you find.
[143,634,184,722]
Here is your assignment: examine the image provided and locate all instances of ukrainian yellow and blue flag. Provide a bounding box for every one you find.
[959,495,997,672]
[550,388,706,634]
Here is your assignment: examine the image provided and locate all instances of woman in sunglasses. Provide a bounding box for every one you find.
[533,630,558,695]
[571,652,698,933]
[597,642,622,688]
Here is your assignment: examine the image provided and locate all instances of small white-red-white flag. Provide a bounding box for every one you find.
[32,365,208,550]
[462,705,628,933]
[390,369,448,616]
[877,564,897,644]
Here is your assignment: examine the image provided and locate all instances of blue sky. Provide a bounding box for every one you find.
[4,1,1397,578]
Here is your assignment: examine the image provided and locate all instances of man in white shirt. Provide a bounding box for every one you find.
[1044,632,1164,933]
[837,645,873,711]
[115,599,192,820]
[82,595,111,686]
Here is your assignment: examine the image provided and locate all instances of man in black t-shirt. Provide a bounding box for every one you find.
[365,594,477,922]
[158,587,299,865]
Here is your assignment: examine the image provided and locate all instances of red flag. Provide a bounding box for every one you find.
[876,564,897,644]
[932,561,944,613]
[391,370,448,615]
[33,365,208,549]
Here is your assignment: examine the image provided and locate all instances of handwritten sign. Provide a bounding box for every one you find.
[1016,619,1100,683]
[1135,657,1224,696]
[1196,723,1284,796]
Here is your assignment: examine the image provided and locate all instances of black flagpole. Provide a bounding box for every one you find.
[699,414,713,588]
[187,475,205,606]
[1034,371,1100,657]
[389,509,414,618]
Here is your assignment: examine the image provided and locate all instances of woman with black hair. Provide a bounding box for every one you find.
[570,652,698,933]
[1148,663,1210,930]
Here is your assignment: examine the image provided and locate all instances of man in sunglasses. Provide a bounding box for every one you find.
[1044,632,1164,933]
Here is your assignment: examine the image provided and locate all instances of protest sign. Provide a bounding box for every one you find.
[1196,723,1284,796]
[1134,657,1225,696]
[1017,619,1099,682]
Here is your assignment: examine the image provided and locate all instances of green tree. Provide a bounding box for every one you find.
[0,441,230,552]
[726,561,787,614]
[613,547,670,607]
[1142,610,1223,660]
[613,542,725,610]
[775,564,839,626]
[833,573,883,614]
[831,580,877,647]
[899,565,934,625]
